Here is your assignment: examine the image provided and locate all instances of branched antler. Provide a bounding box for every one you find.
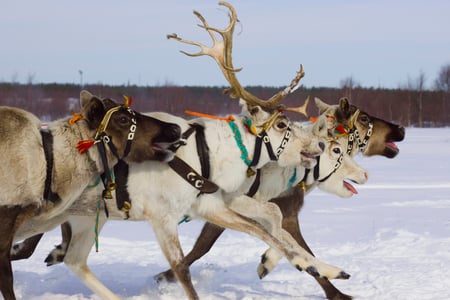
[167,1,307,114]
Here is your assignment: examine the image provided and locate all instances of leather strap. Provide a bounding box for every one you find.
[40,130,61,203]
[168,156,219,194]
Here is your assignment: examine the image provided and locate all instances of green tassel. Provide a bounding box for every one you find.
[94,198,101,252]
[228,120,252,166]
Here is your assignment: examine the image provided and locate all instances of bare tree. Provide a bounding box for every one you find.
[340,76,359,100]
[407,70,426,127]
[435,64,450,93]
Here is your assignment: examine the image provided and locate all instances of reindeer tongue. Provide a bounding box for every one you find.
[386,142,399,151]
[343,181,358,194]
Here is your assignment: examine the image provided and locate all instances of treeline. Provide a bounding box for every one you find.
[0,82,449,127]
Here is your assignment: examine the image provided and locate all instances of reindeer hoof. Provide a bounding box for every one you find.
[305,266,320,277]
[295,265,303,272]
[337,271,351,280]
[153,270,177,283]
[257,264,269,279]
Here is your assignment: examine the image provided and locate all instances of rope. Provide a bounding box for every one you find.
[178,215,191,224]
[94,197,101,252]
[89,170,115,252]
[184,110,234,122]
[287,168,297,189]
[228,120,252,166]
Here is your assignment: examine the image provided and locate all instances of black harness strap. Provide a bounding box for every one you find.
[168,156,219,193]
[246,169,261,197]
[193,124,211,179]
[168,125,198,152]
[304,153,344,184]
[113,159,130,212]
[40,130,61,203]
[249,131,279,168]
[313,155,320,181]
[168,124,218,194]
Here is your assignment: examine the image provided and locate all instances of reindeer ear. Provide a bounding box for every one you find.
[339,97,350,113]
[102,98,119,111]
[314,97,329,114]
[80,91,106,130]
[80,90,93,108]
[312,115,328,137]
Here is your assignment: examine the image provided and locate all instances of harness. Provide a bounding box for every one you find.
[229,113,292,177]
[296,149,344,190]
[94,106,137,214]
[168,123,219,194]
[296,109,373,190]
[74,101,139,217]
[172,111,292,201]
[345,110,374,155]
[40,129,61,202]
[232,113,292,196]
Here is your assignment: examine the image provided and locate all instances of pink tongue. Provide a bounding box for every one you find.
[386,142,398,151]
[343,181,358,194]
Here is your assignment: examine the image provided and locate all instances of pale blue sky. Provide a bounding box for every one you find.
[1,0,449,88]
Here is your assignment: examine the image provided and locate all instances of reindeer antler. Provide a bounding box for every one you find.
[167,1,306,112]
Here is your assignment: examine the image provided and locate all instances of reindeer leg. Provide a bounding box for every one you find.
[200,195,349,281]
[154,222,225,283]
[151,219,199,300]
[10,233,43,261]
[0,206,24,300]
[267,186,353,300]
[61,215,121,300]
[44,222,72,266]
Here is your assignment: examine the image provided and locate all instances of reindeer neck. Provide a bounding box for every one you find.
[40,118,104,218]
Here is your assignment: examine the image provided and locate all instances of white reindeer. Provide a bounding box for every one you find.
[0,90,181,300]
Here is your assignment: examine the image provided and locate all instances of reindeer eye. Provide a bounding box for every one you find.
[332,147,341,154]
[118,116,129,124]
[250,106,260,115]
[274,118,289,131]
[359,114,369,123]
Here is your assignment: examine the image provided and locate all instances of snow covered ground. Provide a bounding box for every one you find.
[11,127,450,300]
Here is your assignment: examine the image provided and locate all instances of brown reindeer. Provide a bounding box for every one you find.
[0,90,181,300]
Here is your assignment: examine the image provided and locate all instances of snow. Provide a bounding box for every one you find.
[11,127,450,300]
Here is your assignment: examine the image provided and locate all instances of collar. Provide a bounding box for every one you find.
[230,117,292,177]
[346,122,373,155]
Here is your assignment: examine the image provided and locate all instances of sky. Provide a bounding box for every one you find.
[1,0,449,89]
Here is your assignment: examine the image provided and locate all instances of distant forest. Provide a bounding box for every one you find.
[0,82,449,127]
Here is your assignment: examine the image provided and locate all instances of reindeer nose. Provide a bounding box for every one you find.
[164,124,181,142]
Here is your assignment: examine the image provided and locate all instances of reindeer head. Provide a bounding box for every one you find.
[79,90,181,163]
[315,97,405,158]
[315,139,368,198]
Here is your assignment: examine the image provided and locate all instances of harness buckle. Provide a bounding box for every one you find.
[246,167,256,177]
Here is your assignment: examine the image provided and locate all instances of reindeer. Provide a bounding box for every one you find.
[153,95,405,300]
[0,90,181,300]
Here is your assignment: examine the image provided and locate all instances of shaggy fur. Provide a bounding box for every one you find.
[0,90,181,300]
